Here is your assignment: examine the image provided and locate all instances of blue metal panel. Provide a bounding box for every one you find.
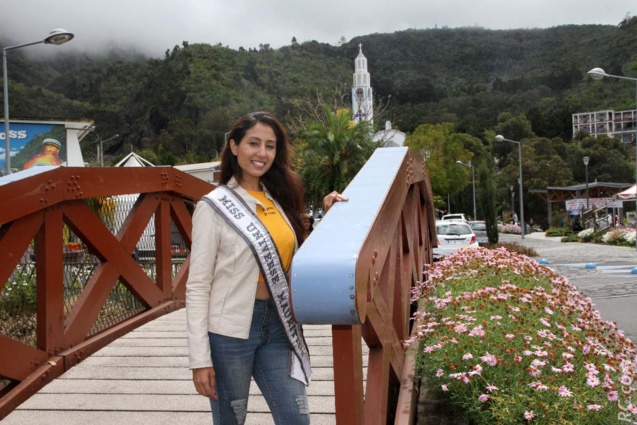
[291,147,409,324]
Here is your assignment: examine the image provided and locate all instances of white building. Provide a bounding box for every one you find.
[352,44,374,124]
[374,121,406,147]
[572,109,636,142]
[174,161,220,184]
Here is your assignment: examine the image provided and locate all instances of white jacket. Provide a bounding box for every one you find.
[186,177,297,369]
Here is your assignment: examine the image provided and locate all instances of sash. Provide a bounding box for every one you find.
[202,185,312,385]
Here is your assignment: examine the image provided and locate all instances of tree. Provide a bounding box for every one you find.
[295,107,377,208]
[478,163,499,244]
[404,123,475,199]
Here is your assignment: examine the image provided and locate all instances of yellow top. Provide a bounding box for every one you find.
[246,190,295,276]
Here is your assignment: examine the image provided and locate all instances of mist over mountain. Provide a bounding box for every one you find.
[2,18,637,166]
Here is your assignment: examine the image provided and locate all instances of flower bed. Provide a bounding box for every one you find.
[408,247,637,424]
[602,228,637,247]
[577,228,595,242]
[499,224,522,235]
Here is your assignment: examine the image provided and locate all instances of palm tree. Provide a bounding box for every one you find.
[295,107,377,209]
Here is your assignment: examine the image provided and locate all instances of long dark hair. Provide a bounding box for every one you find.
[220,111,306,244]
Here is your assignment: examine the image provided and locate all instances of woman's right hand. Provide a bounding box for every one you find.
[323,191,348,214]
[193,367,218,400]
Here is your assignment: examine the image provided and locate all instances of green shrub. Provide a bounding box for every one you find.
[545,227,572,237]
[561,234,579,243]
[482,242,538,257]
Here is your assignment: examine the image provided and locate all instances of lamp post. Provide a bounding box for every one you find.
[496,135,525,238]
[588,67,637,251]
[583,156,590,210]
[456,160,477,220]
[3,29,74,175]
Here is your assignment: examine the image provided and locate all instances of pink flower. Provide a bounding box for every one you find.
[586,404,602,411]
[454,324,468,333]
[462,353,473,361]
[441,384,448,392]
[558,386,573,397]
[620,375,633,386]
[469,364,483,377]
[486,384,498,392]
[528,366,541,377]
[562,362,575,373]
[628,404,637,414]
[530,359,546,368]
[524,410,535,420]
[505,333,515,339]
[481,352,497,366]
[469,326,485,337]
[436,369,444,377]
[607,390,618,401]
[478,394,489,402]
[586,376,600,388]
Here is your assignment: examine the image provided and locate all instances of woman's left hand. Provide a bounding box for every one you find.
[323,191,348,214]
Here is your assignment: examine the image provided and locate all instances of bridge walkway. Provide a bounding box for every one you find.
[3,308,368,424]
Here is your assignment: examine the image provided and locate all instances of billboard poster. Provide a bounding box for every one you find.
[565,198,622,211]
[0,122,67,171]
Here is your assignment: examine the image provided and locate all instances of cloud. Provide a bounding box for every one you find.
[0,0,633,57]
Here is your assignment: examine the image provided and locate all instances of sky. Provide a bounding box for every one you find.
[0,0,634,57]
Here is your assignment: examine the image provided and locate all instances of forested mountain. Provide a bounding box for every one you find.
[2,17,637,167]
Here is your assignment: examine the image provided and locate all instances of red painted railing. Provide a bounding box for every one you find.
[0,167,213,419]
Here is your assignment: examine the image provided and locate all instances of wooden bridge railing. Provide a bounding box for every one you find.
[292,147,437,424]
[0,166,214,419]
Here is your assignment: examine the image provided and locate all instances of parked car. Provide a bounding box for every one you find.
[440,213,468,222]
[468,220,488,245]
[433,221,479,259]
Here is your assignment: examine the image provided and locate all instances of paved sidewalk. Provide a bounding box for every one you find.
[500,232,637,343]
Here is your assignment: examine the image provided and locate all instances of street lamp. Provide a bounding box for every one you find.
[496,135,525,238]
[583,156,590,210]
[588,67,637,251]
[3,29,74,175]
[456,160,477,220]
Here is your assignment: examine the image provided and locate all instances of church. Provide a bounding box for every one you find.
[351,44,406,147]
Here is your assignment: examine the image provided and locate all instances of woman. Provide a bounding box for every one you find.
[186,111,345,424]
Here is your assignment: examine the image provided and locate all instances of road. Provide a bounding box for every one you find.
[499,232,637,343]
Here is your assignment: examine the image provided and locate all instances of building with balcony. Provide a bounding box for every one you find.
[572,109,636,142]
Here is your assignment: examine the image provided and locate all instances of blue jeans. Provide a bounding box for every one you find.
[208,299,310,425]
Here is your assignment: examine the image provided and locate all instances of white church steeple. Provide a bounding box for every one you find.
[352,44,373,124]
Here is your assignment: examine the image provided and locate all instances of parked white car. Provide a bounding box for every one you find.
[433,221,479,259]
[440,213,468,222]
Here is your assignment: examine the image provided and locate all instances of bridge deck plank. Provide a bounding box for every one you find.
[3,309,367,424]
